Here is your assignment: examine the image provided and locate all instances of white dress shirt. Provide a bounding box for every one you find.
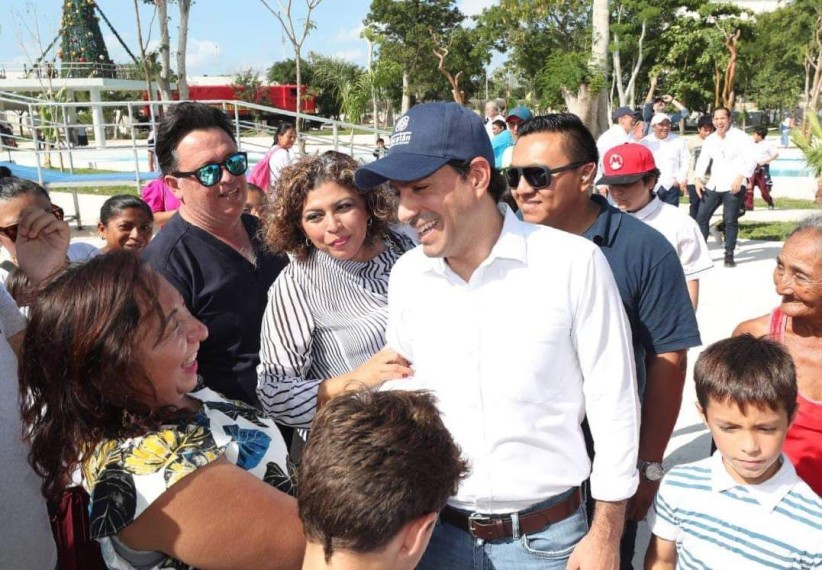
[632,196,713,280]
[753,140,778,165]
[596,124,631,162]
[695,127,756,192]
[383,207,640,513]
[640,133,689,190]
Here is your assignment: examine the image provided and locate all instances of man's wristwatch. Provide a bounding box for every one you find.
[638,460,666,482]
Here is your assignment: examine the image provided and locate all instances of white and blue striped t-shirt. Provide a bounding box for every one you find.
[648,452,822,569]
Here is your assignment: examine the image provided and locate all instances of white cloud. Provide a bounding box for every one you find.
[334,23,365,43]
[185,39,223,74]
[458,0,496,17]
[335,49,367,65]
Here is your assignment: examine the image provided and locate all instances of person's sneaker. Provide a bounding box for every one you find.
[768,204,775,210]
[709,225,724,244]
[724,254,736,268]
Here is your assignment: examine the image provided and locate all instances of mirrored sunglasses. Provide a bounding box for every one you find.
[504,161,588,189]
[0,205,65,243]
[173,151,248,187]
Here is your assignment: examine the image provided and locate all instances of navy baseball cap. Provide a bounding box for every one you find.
[612,106,634,122]
[355,102,495,189]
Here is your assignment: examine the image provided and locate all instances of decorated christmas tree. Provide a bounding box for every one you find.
[58,0,114,78]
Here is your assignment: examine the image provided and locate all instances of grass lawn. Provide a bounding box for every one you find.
[680,195,820,210]
[738,221,801,241]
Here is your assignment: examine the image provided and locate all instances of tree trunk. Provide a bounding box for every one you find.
[564,85,609,139]
[366,35,379,131]
[401,69,411,114]
[613,41,626,107]
[155,0,172,109]
[176,0,191,100]
[579,0,609,138]
[133,0,154,112]
[295,50,302,137]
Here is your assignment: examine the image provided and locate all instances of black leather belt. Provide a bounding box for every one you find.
[440,488,582,541]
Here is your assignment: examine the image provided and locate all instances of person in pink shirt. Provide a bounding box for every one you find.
[140,177,180,226]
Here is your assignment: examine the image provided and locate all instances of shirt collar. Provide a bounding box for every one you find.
[632,195,662,221]
[710,451,799,512]
[419,204,525,277]
[583,194,622,248]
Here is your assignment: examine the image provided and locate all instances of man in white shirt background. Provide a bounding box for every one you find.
[356,102,639,570]
[640,114,689,206]
[694,107,757,268]
[596,107,639,194]
[484,99,502,139]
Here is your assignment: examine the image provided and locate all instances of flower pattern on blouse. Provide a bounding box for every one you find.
[82,386,292,570]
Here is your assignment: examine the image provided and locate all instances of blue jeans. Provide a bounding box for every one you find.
[656,186,681,206]
[696,188,744,255]
[418,489,588,570]
[686,184,701,220]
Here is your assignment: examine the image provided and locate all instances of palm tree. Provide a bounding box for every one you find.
[792,112,822,204]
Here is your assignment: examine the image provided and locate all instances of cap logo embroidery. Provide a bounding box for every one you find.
[609,154,624,171]
[395,115,410,132]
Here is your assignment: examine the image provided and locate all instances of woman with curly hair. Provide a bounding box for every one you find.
[20,253,304,570]
[257,152,414,431]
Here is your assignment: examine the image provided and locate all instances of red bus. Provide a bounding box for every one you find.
[140,84,316,123]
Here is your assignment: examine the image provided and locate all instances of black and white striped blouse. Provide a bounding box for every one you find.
[256,231,415,427]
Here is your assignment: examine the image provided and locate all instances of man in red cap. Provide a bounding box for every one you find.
[598,143,712,309]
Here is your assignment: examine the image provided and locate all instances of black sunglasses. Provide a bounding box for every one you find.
[172,151,248,187]
[0,205,64,243]
[504,161,589,190]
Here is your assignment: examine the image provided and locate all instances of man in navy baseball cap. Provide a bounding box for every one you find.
[355,102,496,189]
[356,101,640,570]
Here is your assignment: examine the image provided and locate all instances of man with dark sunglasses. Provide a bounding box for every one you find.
[355,102,639,570]
[143,102,288,408]
[511,114,701,570]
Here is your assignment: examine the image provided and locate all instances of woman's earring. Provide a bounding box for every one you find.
[305,237,312,247]
[367,217,373,227]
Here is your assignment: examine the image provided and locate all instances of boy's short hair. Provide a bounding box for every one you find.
[696,115,714,131]
[754,127,768,138]
[492,118,507,129]
[298,389,468,562]
[695,334,797,417]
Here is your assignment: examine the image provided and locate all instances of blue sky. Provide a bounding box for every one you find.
[2,0,497,78]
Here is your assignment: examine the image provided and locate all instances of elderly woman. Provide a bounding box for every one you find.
[734,213,822,495]
[257,153,414,429]
[20,253,304,570]
[97,194,154,255]
[0,176,98,282]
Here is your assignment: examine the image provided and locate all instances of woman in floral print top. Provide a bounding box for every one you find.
[20,253,304,570]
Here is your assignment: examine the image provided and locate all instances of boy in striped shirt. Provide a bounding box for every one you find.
[645,335,822,569]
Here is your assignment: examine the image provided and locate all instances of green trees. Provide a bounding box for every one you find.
[365,0,487,112]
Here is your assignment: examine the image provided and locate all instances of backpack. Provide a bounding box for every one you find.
[247,146,277,189]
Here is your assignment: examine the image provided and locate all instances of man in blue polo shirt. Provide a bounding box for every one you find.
[510,113,701,569]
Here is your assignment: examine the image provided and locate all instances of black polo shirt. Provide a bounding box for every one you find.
[143,213,288,406]
[582,194,700,398]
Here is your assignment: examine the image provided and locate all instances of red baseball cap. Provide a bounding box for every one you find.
[596,143,657,185]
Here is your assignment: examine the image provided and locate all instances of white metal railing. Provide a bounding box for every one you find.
[0,61,143,81]
[0,93,392,225]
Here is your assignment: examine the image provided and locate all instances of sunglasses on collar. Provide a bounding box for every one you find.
[172,151,248,187]
[0,205,64,242]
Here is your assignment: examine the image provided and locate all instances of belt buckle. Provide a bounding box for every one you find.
[467,512,490,539]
